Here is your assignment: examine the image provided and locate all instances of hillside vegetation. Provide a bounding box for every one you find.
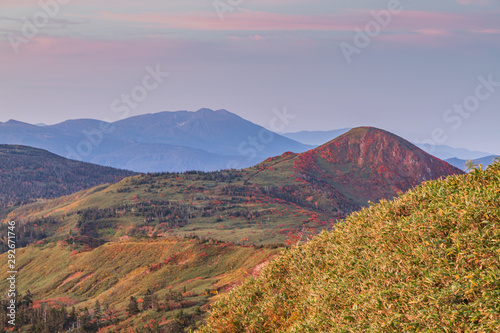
[3,128,462,250]
[0,128,465,331]
[199,160,500,332]
[0,145,135,209]
[2,168,339,250]
[0,237,279,332]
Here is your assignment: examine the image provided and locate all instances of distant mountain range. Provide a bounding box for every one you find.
[0,109,309,173]
[445,155,500,171]
[284,129,496,161]
[2,112,494,173]
[0,145,135,209]
[414,143,495,161]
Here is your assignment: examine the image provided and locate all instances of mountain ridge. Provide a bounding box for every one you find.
[0,109,309,173]
[2,126,462,247]
[273,127,464,206]
[446,155,500,171]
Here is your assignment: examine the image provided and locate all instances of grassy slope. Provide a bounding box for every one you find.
[2,128,462,248]
[3,163,342,247]
[0,237,279,331]
[199,161,500,332]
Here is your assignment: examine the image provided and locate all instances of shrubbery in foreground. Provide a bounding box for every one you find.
[200,161,500,332]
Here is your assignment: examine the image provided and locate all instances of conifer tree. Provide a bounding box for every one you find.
[127,296,140,316]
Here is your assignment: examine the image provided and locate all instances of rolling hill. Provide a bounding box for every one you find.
[0,145,135,209]
[0,127,464,331]
[199,160,500,332]
[272,127,464,205]
[0,237,280,332]
[2,127,463,247]
[0,109,309,172]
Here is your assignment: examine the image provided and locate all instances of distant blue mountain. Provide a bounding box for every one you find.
[445,156,500,172]
[0,109,309,173]
[414,143,495,161]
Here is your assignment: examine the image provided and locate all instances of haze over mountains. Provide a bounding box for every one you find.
[446,155,500,171]
[282,129,351,146]
[0,109,309,173]
[413,143,495,161]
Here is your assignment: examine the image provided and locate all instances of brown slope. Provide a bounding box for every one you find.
[292,127,464,205]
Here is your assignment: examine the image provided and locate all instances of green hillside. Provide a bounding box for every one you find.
[2,167,339,250]
[2,128,462,251]
[199,160,500,332]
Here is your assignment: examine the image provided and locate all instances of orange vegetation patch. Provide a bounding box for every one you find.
[58,271,84,288]
[183,277,204,284]
[72,273,94,288]
[251,261,269,277]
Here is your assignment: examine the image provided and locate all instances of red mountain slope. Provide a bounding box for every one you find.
[291,127,464,205]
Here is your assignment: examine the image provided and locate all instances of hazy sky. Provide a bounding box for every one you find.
[1,0,499,153]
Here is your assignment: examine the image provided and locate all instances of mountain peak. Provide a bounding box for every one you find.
[293,126,463,205]
[192,108,239,121]
[4,119,32,126]
[195,107,216,114]
[317,126,428,164]
[324,126,399,143]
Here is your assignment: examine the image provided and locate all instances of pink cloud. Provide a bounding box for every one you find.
[2,5,498,51]
[0,36,189,79]
[93,9,499,37]
[413,29,452,36]
[96,10,356,32]
[389,10,482,31]
[455,0,493,5]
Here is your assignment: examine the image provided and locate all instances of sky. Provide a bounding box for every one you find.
[1,0,499,153]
